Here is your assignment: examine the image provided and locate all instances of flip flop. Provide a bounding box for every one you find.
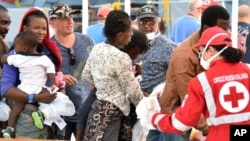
[31,110,44,129]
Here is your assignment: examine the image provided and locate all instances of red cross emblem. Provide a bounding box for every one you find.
[224,86,244,108]
[219,81,249,113]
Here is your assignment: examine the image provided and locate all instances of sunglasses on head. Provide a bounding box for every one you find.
[139,6,157,14]
[68,48,75,65]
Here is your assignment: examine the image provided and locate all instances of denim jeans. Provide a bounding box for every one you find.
[161,129,191,141]
[146,129,191,141]
[146,130,161,141]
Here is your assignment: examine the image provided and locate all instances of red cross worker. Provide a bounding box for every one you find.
[150,26,250,141]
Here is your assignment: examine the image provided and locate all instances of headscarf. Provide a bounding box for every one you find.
[19,7,62,71]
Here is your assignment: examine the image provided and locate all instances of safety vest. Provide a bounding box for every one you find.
[197,68,250,126]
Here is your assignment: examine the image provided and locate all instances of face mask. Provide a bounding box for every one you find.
[200,56,210,70]
[200,47,227,70]
[146,32,156,40]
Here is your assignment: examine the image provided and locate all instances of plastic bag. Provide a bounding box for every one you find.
[39,92,75,120]
[136,96,161,130]
[0,101,11,121]
[136,83,164,136]
[53,92,75,116]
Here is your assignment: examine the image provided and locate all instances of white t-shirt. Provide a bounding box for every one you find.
[7,54,55,94]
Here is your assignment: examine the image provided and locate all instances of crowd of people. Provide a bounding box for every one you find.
[0,0,250,141]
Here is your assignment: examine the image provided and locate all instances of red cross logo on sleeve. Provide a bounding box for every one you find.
[219,81,249,113]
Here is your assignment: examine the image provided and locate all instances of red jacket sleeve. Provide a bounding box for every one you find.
[152,77,206,133]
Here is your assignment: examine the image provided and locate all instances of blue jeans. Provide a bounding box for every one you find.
[161,129,191,141]
[146,130,161,141]
[146,129,191,141]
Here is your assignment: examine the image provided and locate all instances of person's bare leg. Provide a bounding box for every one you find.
[3,102,25,138]
[8,102,25,128]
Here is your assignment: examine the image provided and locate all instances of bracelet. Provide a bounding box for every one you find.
[28,94,35,103]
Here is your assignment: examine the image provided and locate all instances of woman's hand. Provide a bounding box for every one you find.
[63,74,78,86]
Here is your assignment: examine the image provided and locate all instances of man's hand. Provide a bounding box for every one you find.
[35,89,56,103]
[63,75,78,86]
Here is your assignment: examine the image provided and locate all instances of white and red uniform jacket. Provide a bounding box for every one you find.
[152,59,250,141]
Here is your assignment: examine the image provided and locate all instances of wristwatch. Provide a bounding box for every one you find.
[28,94,35,103]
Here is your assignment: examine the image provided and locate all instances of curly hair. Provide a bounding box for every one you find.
[14,31,38,50]
[200,5,230,35]
[103,10,131,42]
[124,29,149,54]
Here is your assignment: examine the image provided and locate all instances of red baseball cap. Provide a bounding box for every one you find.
[200,0,219,10]
[193,26,232,49]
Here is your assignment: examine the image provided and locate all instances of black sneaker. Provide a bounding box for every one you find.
[3,127,15,138]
